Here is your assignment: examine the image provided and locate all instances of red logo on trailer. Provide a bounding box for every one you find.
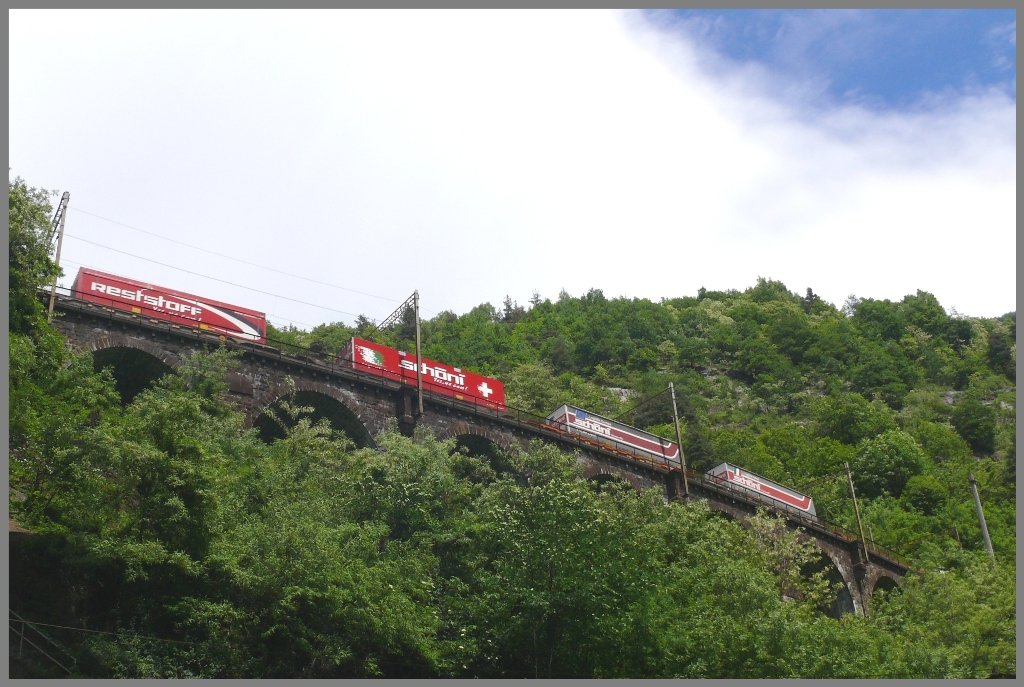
[71,267,267,343]
[348,337,506,411]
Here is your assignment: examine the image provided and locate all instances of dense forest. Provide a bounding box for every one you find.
[9,176,1016,678]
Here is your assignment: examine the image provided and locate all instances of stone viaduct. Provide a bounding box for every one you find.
[50,292,910,616]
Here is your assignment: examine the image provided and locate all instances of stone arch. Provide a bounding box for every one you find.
[578,460,655,492]
[871,574,901,595]
[81,334,183,370]
[437,420,516,452]
[863,570,902,614]
[253,380,375,448]
[441,420,520,477]
[86,336,181,404]
[581,464,624,482]
[800,547,858,618]
[586,470,634,494]
[451,433,503,458]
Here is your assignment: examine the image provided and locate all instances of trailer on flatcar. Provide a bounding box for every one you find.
[71,267,267,343]
[344,337,507,411]
[546,404,680,470]
[705,462,817,517]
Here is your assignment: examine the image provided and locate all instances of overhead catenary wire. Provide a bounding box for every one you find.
[59,257,323,331]
[65,234,367,322]
[62,209,445,324]
[69,207,404,304]
[11,617,197,646]
[610,385,672,423]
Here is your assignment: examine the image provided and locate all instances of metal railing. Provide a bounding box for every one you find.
[49,289,681,474]
[695,471,912,569]
[412,389,682,474]
[50,288,914,570]
[9,610,76,675]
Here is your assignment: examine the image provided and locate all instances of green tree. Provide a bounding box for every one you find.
[901,474,947,515]
[871,556,1016,678]
[851,297,906,341]
[985,319,1015,380]
[9,348,119,527]
[8,175,123,529]
[847,340,919,407]
[709,428,783,480]
[745,509,840,612]
[906,419,971,464]
[451,442,665,678]
[899,290,949,337]
[758,423,854,481]
[9,176,60,334]
[503,362,562,415]
[643,500,852,678]
[951,392,996,455]
[84,348,249,567]
[813,392,898,445]
[851,430,928,498]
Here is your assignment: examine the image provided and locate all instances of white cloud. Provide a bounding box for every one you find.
[9,9,1016,328]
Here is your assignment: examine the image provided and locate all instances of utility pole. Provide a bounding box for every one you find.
[669,382,689,498]
[414,290,423,416]
[968,473,996,564]
[845,462,870,565]
[46,192,70,322]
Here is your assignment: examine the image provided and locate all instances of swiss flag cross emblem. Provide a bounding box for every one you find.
[477,381,493,398]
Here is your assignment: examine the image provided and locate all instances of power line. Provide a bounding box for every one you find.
[610,386,671,423]
[58,257,322,330]
[797,471,847,491]
[12,617,197,646]
[69,207,404,305]
[65,234,366,322]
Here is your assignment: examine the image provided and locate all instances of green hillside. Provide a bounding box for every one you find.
[9,176,1016,678]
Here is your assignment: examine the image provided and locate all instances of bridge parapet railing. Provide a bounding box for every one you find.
[695,472,911,569]
[52,289,405,387]
[409,386,682,474]
[52,291,912,570]
[48,297,681,476]
[699,471,821,524]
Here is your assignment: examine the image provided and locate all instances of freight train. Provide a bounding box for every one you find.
[71,267,268,343]
[65,267,816,518]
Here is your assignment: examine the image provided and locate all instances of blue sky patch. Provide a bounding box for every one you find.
[648,9,1016,110]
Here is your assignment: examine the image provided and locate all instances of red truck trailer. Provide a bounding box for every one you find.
[346,337,506,411]
[71,267,267,343]
[705,462,817,517]
[546,404,680,469]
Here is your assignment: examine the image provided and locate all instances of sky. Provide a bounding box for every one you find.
[9,9,1017,331]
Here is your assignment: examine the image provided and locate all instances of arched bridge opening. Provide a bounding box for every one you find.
[91,345,176,405]
[440,425,523,485]
[800,551,856,618]
[587,472,635,495]
[871,575,900,597]
[451,433,519,478]
[253,389,374,448]
[864,574,901,615]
